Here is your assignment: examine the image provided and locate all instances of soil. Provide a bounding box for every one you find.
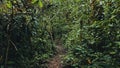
[48,39,65,68]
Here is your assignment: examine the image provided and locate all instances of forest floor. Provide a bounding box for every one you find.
[48,39,66,68]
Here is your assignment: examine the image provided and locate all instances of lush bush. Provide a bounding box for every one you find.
[0,0,120,68]
[63,0,120,68]
[0,0,56,67]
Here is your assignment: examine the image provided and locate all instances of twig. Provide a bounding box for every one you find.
[10,40,18,51]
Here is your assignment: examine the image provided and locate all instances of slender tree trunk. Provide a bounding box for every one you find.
[4,36,10,68]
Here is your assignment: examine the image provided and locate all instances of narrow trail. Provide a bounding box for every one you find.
[48,39,65,68]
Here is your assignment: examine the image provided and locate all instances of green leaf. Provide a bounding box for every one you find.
[110,52,116,55]
[38,1,43,8]
[6,1,12,8]
[115,42,120,45]
[31,0,38,4]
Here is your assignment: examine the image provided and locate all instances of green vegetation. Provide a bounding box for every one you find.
[0,0,120,68]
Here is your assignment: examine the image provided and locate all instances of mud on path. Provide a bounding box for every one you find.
[48,39,66,68]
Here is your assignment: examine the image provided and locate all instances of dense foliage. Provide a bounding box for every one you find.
[0,0,120,68]
[62,0,120,68]
[0,0,56,67]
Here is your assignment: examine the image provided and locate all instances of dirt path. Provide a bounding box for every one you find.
[48,39,65,68]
